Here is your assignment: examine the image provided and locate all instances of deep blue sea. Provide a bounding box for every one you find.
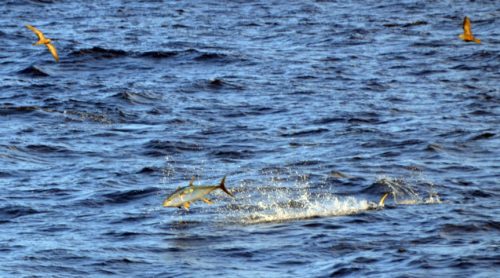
[1,0,499,277]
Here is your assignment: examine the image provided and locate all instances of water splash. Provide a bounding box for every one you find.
[236,195,372,224]
[220,178,377,225]
[219,174,441,224]
[159,173,441,225]
[375,175,441,205]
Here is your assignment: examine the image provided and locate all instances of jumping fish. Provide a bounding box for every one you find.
[459,16,481,44]
[25,25,59,62]
[163,176,233,210]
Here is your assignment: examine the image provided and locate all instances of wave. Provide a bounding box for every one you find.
[67,47,239,63]
[383,20,428,28]
[0,205,42,221]
[25,144,71,154]
[441,222,500,234]
[17,65,50,77]
[469,132,495,141]
[451,50,499,62]
[102,187,159,204]
[280,128,329,137]
[110,91,163,105]
[311,116,345,125]
[69,47,128,59]
[1,106,115,124]
[411,41,448,48]
[143,139,202,156]
[211,149,256,160]
[27,0,56,4]
[194,52,227,61]
[189,78,245,91]
[0,105,40,115]
[139,51,178,59]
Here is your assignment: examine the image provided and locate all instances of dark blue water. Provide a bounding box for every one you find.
[1,0,499,277]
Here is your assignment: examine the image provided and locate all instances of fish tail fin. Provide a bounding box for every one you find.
[474,38,481,44]
[218,176,233,197]
[378,193,390,207]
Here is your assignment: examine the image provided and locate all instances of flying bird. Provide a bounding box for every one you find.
[459,16,481,44]
[26,25,59,62]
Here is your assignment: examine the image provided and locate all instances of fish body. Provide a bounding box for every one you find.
[163,176,233,210]
[459,16,481,44]
[26,25,59,62]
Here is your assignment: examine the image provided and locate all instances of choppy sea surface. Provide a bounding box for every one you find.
[1,0,499,277]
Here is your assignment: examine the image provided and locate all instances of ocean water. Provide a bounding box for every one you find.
[1,0,499,277]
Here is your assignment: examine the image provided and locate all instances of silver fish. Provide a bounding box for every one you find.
[163,176,233,210]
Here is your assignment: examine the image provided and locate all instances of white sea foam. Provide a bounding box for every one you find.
[239,195,372,224]
[218,179,376,224]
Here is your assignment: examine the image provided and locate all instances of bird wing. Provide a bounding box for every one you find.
[46,43,59,62]
[26,25,46,40]
[463,16,472,37]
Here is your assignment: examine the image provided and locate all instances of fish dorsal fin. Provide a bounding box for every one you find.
[189,176,195,187]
